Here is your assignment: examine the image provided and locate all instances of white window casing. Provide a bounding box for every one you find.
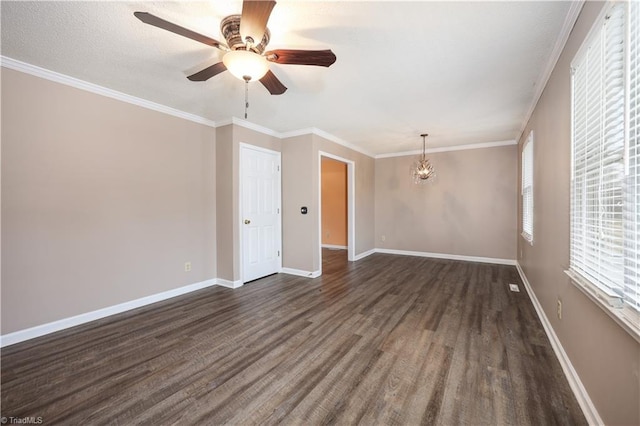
[568,1,640,341]
[522,131,534,244]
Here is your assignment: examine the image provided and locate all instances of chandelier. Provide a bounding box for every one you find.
[411,133,435,184]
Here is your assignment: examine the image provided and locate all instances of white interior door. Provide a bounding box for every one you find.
[241,145,281,283]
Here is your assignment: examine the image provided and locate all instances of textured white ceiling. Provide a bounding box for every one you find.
[1,1,575,155]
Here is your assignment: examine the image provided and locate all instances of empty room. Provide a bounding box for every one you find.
[1,1,638,425]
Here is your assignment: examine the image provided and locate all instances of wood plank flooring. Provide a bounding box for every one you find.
[1,249,586,425]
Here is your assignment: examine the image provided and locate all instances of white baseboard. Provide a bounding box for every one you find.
[322,244,347,250]
[281,268,321,278]
[0,279,217,348]
[216,278,243,289]
[375,248,516,265]
[354,249,376,261]
[515,262,602,425]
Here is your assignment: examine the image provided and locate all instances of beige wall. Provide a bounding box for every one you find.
[375,145,517,260]
[282,134,316,272]
[281,134,376,273]
[517,2,639,425]
[1,68,216,334]
[321,158,347,246]
[215,125,234,282]
[0,65,372,335]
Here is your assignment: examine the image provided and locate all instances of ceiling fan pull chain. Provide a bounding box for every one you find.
[244,76,250,119]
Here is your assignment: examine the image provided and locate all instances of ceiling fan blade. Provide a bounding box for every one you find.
[260,70,287,95]
[187,63,228,82]
[265,49,337,67]
[134,12,225,49]
[240,1,276,45]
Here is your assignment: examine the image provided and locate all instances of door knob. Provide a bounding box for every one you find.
[244,219,251,224]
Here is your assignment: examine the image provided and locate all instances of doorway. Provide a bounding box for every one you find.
[318,151,355,273]
[321,158,348,249]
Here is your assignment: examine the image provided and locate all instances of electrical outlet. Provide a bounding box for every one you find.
[381,235,386,242]
[185,262,192,272]
[557,299,562,320]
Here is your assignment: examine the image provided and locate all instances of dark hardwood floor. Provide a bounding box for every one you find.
[1,249,586,425]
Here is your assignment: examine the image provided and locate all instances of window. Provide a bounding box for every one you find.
[569,1,639,336]
[522,131,534,243]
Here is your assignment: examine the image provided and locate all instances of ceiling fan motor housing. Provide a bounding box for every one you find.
[221,15,270,54]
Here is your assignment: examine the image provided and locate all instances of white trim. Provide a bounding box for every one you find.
[354,249,376,261]
[312,128,374,158]
[238,142,281,156]
[517,1,585,142]
[322,244,347,250]
[375,140,517,159]
[521,130,534,243]
[279,128,313,139]
[3,56,534,158]
[217,117,282,138]
[282,127,375,158]
[216,278,244,289]
[516,263,603,426]
[281,268,321,278]
[375,248,516,265]
[0,279,217,347]
[1,56,217,128]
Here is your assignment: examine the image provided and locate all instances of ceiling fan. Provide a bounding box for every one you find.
[134,1,337,95]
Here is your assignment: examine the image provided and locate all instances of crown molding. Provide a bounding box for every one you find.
[375,139,517,159]
[278,127,314,139]
[217,117,282,138]
[1,56,217,128]
[3,56,521,159]
[219,121,375,158]
[280,127,375,158]
[516,0,585,142]
[214,118,234,128]
[0,57,375,156]
[311,127,376,158]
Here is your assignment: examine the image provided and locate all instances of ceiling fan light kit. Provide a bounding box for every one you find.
[222,50,269,81]
[411,134,436,184]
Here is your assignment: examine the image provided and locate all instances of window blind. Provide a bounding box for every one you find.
[625,0,640,311]
[570,2,639,316]
[522,132,534,242]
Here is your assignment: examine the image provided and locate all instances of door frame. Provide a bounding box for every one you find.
[318,151,355,274]
[239,142,282,284]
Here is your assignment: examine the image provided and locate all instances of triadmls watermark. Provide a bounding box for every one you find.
[0,417,43,425]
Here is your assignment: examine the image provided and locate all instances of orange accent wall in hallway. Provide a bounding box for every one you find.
[321,157,347,246]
